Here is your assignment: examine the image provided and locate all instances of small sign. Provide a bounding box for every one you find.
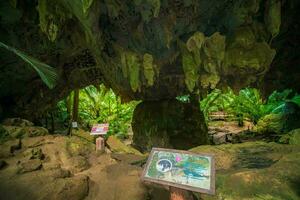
[72,121,78,128]
[141,148,215,195]
[90,123,109,135]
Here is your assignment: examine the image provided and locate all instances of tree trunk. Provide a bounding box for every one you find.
[72,89,79,122]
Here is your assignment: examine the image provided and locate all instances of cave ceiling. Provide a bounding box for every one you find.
[0,0,299,118]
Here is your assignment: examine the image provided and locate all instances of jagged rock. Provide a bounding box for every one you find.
[17,159,42,173]
[107,135,142,155]
[67,156,89,173]
[2,118,34,127]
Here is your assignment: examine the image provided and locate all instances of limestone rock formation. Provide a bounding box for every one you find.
[0,1,300,152]
[132,99,208,152]
[0,0,299,119]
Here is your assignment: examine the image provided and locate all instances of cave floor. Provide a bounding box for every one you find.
[0,133,299,200]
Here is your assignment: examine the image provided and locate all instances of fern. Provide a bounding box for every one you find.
[0,41,58,89]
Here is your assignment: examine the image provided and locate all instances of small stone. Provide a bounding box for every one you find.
[213,132,227,145]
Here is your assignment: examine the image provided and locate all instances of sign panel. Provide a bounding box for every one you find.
[90,123,109,135]
[141,148,215,194]
[72,121,78,128]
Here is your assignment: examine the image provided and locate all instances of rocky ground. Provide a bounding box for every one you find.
[0,119,300,200]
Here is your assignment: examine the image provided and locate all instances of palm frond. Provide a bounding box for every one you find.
[0,41,58,89]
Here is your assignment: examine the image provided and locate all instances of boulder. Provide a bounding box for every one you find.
[17,159,42,173]
[107,135,142,155]
[23,147,45,160]
[132,100,208,152]
[2,118,34,127]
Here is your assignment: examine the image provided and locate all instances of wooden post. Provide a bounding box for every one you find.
[170,187,193,200]
[96,136,105,152]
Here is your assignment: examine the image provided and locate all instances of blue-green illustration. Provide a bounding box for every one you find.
[145,150,212,190]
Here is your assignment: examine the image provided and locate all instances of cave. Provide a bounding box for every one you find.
[0,0,300,199]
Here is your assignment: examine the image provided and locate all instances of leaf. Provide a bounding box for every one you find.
[0,42,59,89]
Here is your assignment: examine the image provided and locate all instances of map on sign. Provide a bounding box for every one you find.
[141,148,215,194]
[90,123,109,135]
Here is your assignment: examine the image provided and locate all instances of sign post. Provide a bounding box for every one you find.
[141,148,215,200]
[90,123,109,152]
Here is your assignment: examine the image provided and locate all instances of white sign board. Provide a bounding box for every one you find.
[72,121,78,128]
[90,123,109,135]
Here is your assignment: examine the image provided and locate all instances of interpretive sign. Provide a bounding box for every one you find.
[141,148,215,194]
[90,123,109,135]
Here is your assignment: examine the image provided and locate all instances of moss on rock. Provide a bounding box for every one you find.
[190,141,300,200]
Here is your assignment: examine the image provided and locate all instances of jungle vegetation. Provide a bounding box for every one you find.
[50,85,299,139]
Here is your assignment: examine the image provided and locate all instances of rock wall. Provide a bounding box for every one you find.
[1,0,299,119]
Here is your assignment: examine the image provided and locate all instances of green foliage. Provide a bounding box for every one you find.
[0,42,58,89]
[57,85,138,138]
[231,88,267,124]
[200,88,235,121]
[200,88,300,125]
